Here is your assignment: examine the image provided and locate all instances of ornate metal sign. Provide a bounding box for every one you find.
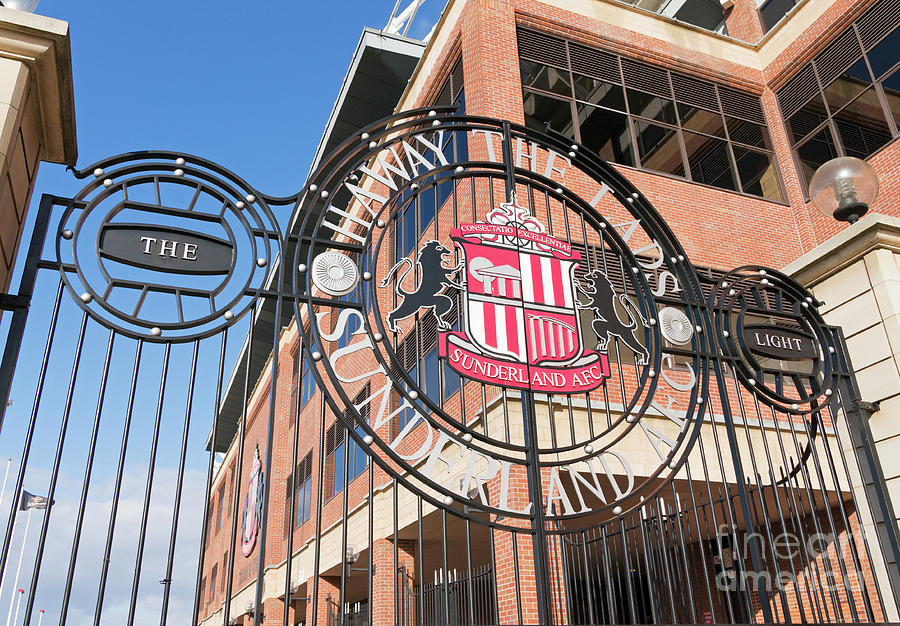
[241,446,264,557]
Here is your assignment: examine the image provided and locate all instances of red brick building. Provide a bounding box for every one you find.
[197,0,900,624]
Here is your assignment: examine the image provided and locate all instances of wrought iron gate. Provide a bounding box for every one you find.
[0,110,897,626]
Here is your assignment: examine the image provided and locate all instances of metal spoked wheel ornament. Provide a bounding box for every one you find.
[59,152,282,341]
[292,109,713,531]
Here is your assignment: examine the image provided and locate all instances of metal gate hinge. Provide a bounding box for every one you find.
[853,400,881,416]
[0,293,28,311]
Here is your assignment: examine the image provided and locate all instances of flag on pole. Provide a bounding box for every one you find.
[19,492,50,511]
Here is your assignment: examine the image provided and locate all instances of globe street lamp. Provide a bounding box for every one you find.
[809,156,880,224]
[0,1,39,11]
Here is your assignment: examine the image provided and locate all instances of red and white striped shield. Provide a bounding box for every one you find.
[453,229,584,366]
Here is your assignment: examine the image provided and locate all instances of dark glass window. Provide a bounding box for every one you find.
[786,96,828,143]
[576,104,635,167]
[519,28,783,200]
[300,359,315,409]
[867,29,900,79]
[627,90,678,125]
[634,121,684,176]
[796,127,839,185]
[574,76,625,110]
[521,60,571,96]
[733,147,785,203]
[777,17,900,189]
[679,105,725,137]
[523,92,575,138]
[683,132,738,192]
[823,58,871,112]
[759,0,798,31]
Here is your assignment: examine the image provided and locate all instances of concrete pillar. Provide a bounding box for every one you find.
[0,9,76,291]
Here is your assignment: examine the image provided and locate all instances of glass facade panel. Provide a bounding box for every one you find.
[574,75,625,110]
[634,121,684,176]
[883,68,900,126]
[732,146,785,202]
[834,88,894,158]
[520,60,571,96]
[867,29,900,78]
[683,131,737,191]
[627,89,678,125]
[679,105,725,137]
[523,91,575,138]
[726,117,771,149]
[796,126,839,186]
[576,103,635,167]
[786,96,828,143]
[823,58,871,113]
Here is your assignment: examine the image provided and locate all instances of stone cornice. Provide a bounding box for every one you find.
[783,213,900,286]
[0,8,75,164]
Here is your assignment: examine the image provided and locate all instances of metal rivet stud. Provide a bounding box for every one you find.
[570,144,578,151]
[828,346,835,354]
[298,264,307,272]
[678,255,685,261]
[256,258,267,268]
[761,278,769,286]
[309,184,317,192]
[236,201,245,209]
[455,166,464,173]
[411,183,418,190]
[791,403,799,410]
[431,120,440,127]
[246,194,256,203]
[728,289,736,296]
[632,193,639,199]
[806,296,813,303]
[175,157,185,166]
[376,220,386,228]
[670,257,677,264]
[320,190,328,199]
[443,496,453,506]
[428,110,437,117]
[555,187,563,194]
[150,327,162,337]
[462,433,473,443]
[62,229,73,240]
[748,378,756,385]
[369,141,377,149]
[626,197,634,203]
[409,390,418,400]
[568,151,576,158]
[363,271,372,281]
[648,369,656,377]
[584,444,594,454]
[723,330,730,337]
[361,132,369,140]
[802,302,809,308]
[174,169,184,177]
[93,168,104,177]
[312,351,322,361]
[631,267,639,274]
[80,293,92,303]
[103,179,113,188]
[373,333,383,342]
[649,319,657,325]
[759,270,767,276]
[695,325,702,333]
[613,505,623,515]
[722,282,729,288]
[669,460,678,469]
[363,435,374,445]
[599,222,606,229]
[697,397,704,404]
[224,310,234,320]
[825,389,832,396]
[626,414,635,422]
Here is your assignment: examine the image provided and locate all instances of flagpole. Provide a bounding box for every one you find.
[5,510,30,626]
[11,590,21,626]
[0,506,18,624]
[0,460,11,517]
[36,609,42,626]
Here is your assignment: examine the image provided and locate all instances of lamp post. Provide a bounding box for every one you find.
[809,156,880,224]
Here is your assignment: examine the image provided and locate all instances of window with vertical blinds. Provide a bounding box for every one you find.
[518,28,785,202]
[776,0,900,189]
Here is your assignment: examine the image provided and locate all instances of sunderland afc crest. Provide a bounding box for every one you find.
[241,446,264,557]
[380,194,648,393]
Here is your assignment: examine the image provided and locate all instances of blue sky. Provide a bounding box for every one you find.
[0,1,445,624]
